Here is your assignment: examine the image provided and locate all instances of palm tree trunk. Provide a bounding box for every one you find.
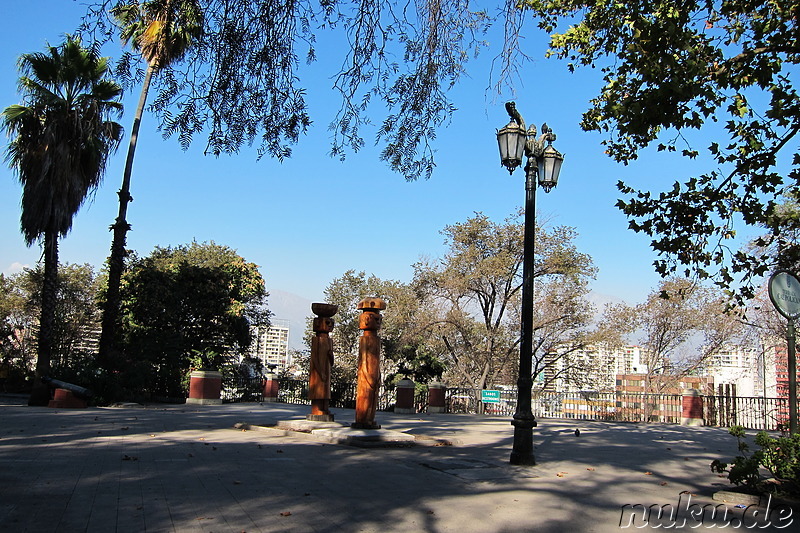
[29,231,58,406]
[98,64,155,370]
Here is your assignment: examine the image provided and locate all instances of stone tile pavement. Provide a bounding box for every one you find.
[0,397,795,532]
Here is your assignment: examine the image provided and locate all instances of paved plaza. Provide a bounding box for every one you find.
[0,396,795,532]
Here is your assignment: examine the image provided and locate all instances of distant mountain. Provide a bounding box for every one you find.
[267,289,313,351]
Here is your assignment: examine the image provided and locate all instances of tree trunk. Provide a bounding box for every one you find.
[29,231,58,406]
[98,64,154,370]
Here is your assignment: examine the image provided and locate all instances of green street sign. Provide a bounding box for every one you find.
[481,389,501,403]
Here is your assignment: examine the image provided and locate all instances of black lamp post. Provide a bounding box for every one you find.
[497,101,564,465]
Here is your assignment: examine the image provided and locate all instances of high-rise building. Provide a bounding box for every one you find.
[699,345,759,396]
[766,343,800,400]
[614,345,649,376]
[248,320,290,370]
[539,344,652,393]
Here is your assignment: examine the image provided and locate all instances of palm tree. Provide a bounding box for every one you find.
[99,0,204,370]
[2,37,123,405]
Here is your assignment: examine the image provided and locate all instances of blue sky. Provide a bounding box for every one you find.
[0,1,753,312]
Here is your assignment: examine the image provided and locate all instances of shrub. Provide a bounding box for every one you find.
[711,425,800,495]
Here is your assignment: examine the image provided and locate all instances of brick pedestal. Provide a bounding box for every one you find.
[395,379,415,414]
[48,388,87,409]
[681,388,704,426]
[263,373,279,402]
[428,382,446,413]
[186,370,223,405]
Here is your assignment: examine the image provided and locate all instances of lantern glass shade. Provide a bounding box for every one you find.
[538,144,564,192]
[497,121,527,174]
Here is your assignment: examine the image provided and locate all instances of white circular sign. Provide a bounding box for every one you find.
[769,271,800,320]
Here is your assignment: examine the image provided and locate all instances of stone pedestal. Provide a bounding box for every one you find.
[48,388,87,408]
[395,379,415,414]
[263,373,279,402]
[186,370,223,405]
[428,382,446,413]
[681,388,704,426]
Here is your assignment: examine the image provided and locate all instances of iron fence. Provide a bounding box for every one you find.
[221,374,264,403]
[220,377,793,431]
[441,388,793,429]
[704,395,789,431]
[444,389,684,423]
[222,377,396,411]
[277,379,307,405]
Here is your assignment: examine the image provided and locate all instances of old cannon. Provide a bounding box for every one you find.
[41,376,94,400]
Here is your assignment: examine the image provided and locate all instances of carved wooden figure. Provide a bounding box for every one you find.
[352,297,386,429]
[308,302,338,422]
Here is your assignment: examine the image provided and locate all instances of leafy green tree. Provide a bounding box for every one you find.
[1,265,105,393]
[119,242,270,399]
[17,264,104,380]
[524,0,800,300]
[529,272,602,392]
[0,273,36,389]
[99,0,204,372]
[377,281,447,386]
[2,37,123,405]
[314,270,440,384]
[600,277,745,400]
[748,190,800,275]
[413,212,596,400]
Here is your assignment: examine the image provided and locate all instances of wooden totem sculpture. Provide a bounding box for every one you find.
[352,297,386,429]
[307,302,338,422]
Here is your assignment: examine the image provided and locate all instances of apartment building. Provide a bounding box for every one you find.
[698,345,759,396]
[765,343,800,400]
[540,344,651,393]
[248,319,290,370]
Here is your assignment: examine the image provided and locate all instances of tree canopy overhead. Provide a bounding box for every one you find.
[79,0,502,180]
[524,0,800,300]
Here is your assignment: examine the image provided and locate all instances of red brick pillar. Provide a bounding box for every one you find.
[186,370,223,405]
[395,379,415,414]
[681,388,704,426]
[263,373,279,402]
[428,382,446,413]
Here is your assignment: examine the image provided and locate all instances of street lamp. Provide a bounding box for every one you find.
[497,101,564,465]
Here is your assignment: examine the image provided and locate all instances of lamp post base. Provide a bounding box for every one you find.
[509,451,536,466]
[510,415,537,465]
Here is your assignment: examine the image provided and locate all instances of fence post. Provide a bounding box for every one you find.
[263,372,279,402]
[394,379,415,414]
[428,382,446,413]
[680,388,704,426]
[186,370,223,405]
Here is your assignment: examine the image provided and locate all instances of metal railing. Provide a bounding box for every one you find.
[221,374,265,403]
[705,395,789,431]
[220,377,793,431]
[222,377,396,411]
[444,389,684,423]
